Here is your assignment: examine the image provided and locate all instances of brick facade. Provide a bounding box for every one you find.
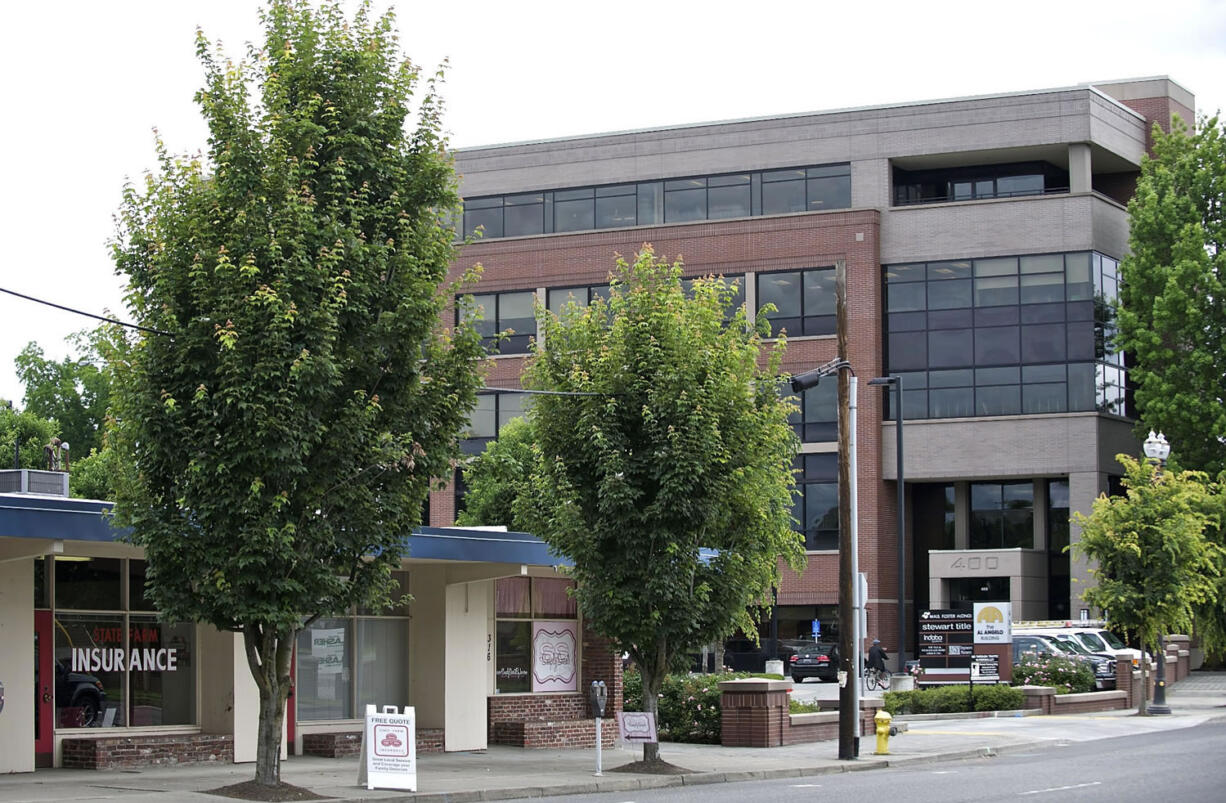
[300,727,445,758]
[60,734,233,769]
[487,622,623,748]
[718,679,880,748]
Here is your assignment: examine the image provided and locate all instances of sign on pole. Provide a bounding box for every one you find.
[972,602,1012,644]
[358,704,416,792]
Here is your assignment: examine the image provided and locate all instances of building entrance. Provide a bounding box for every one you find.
[34,610,53,767]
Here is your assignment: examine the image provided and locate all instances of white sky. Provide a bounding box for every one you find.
[2,0,1224,407]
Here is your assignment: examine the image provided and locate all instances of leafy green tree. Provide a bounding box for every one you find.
[1073,455,1222,714]
[108,1,482,787]
[521,247,804,764]
[0,403,58,470]
[456,415,536,530]
[1117,116,1226,476]
[15,330,112,456]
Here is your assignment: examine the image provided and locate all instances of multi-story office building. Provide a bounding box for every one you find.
[432,77,1196,660]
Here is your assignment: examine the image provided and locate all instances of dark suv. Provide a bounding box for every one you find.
[790,643,839,683]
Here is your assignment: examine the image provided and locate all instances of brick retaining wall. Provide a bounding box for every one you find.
[300,728,446,757]
[719,679,880,748]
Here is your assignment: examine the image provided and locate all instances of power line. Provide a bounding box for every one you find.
[0,286,172,337]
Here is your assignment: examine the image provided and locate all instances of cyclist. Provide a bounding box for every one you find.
[867,638,889,675]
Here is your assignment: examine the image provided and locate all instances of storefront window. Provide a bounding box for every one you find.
[45,557,197,730]
[54,613,125,728]
[295,569,411,722]
[297,618,354,721]
[495,577,578,694]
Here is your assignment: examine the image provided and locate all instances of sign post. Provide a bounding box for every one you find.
[358,704,417,792]
[970,602,1012,708]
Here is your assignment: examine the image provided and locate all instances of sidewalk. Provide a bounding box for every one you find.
[2,672,1222,803]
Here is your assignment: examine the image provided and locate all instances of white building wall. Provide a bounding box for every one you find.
[444,581,490,751]
[0,558,34,773]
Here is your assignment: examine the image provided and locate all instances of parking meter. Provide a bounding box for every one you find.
[590,681,608,776]
[589,680,608,718]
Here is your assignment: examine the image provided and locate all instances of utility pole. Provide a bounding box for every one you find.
[835,259,857,760]
[786,259,857,760]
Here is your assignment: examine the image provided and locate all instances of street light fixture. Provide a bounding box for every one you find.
[868,376,906,672]
[1141,429,1172,715]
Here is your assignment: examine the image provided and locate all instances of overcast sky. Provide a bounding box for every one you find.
[2,0,1224,410]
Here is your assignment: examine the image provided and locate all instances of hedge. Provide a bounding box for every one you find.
[883,683,1024,715]
[1010,653,1096,694]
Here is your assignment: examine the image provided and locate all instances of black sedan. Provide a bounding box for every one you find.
[790,643,839,683]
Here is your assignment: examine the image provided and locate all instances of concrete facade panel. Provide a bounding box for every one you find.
[881,413,1104,482]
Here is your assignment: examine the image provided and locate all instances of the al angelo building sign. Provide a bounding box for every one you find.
[972,602,1012,644]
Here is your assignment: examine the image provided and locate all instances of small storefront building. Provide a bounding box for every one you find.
[0,469,620,772]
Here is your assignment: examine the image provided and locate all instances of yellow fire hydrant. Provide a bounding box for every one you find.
[874,709,893,755]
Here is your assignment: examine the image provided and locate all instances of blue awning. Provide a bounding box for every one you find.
[1,494,567,566]
[407,526,569,567]
[0,494,121,543]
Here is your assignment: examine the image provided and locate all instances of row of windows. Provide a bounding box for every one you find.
[884,363,1127,419]
[885,253,1108,311]
[461,164,851,240]
[459,267,825,356]
[893,161,1069,207]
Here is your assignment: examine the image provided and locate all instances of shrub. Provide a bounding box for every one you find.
[789,698,823,714]
[622,667,770,743]
[1011,654,1095,694]
[883,683,1023,714]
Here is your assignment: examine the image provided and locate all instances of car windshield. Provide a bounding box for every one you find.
[1055,637,1089,654]
[1077,632,1108,651]
[1098,630,1127,649]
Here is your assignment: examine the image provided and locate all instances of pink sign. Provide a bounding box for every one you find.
[531,621,577,692]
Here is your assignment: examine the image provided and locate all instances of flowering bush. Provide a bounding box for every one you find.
[1011,653,1095,694]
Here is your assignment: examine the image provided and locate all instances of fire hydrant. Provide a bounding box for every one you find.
[874,709,893,755]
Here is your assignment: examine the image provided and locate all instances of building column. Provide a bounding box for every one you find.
[1069,143,1092,194]
[1067,471,1107,616]
[0,558,34,773]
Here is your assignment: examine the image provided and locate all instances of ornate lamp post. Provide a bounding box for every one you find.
[1141,430,1172,715]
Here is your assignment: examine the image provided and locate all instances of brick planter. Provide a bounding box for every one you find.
[719,679,880,748]
[61,734,233,769]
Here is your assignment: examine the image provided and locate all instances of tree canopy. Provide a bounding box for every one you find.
[1073,455,1222,713]
[108,0,482,786]
[0,403,57,471]
[15,330,112,456]
[1117,115,1226,476]
[456,414,536,530]
[520,247,804,762]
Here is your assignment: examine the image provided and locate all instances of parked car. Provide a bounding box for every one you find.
[722,637,808,673]
[55,660,106,727]
[1012,634,1115,690]
[790,643,839,683]
[1013,624,1147,667]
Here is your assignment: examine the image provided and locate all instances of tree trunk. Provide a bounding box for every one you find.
[639,638,667,763]
[243,625,296,787]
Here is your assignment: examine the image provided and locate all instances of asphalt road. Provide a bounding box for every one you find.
[533,719,1226,802]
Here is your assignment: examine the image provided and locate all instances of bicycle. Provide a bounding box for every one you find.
[863,665,890,692]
